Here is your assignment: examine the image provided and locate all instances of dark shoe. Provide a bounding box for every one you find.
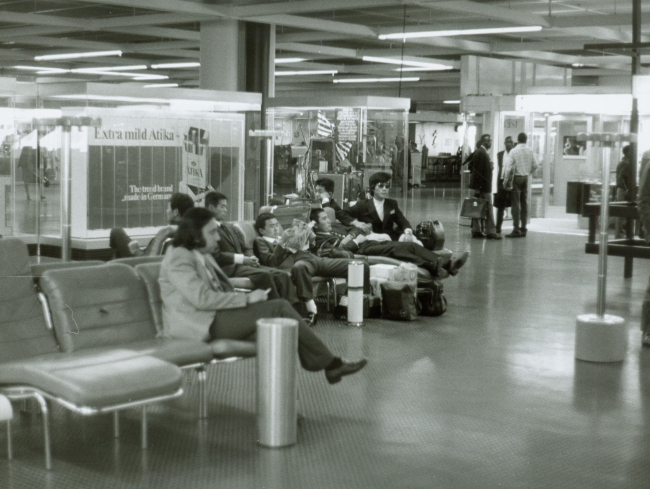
[325,358,368,385]
[643,333,650,347]
[506,230,523,238]
[305,312,318,327]
[496,228,501,234]
[521,229,527,237]
[486,234,502,240]
[444,251,469,276]
[472,232,486,239]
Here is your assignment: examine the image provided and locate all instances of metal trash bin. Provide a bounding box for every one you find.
[256,317,298,447]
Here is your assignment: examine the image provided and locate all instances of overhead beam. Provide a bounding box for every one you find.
[92,13,205,29]
[547,13,650,29]
[234,0,400,17]
[246,15,377,37]
[418,1,550,28]
[107,26,200,41]
[77,0,230,18]
[492,41,592,52]
[276,42,358,58]
[276,32,358,43]
[0,26,71,39]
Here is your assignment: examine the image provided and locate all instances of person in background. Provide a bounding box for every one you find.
[341,172,416,242]
[494,136,515,235]
[110,192,194,258]
[504,132,538,238]
[204,191,298,307]
[615,145,631,239]
[253,213,370,325]
[637,154,650,347]
[314,177,354,226]
[468,134,501,239]
[159,207,367,384]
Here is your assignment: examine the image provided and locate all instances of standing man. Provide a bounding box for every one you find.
[615,145,631,239]
[504,133,538,238]
[638,156,650,346]
[468,134,501,239]
[494,136,515,234]
[205,191,298,307]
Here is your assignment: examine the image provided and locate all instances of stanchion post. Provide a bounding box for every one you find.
[347,261,364,327]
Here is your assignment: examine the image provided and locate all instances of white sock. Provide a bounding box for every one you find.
[305,300,317,314]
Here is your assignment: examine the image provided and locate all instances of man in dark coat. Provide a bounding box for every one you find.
[205,192,298,306]
[468,134,501,239]
[495,136,514,234]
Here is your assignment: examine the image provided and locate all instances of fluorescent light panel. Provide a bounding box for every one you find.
[151,62,200,69]
[333,77,420,83]
[395,66,453,72]
[362,56,451,70]
[379,25,542,40]
[73,65,148,72]
[275,70,338,76]
[275,58,307,64]
[35,50,122,61]
[444,100,460,104]
[143,83,179,88]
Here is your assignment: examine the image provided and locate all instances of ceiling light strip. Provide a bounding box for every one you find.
[35,50,123,61]
[333,77,420,84]
[276,70,338,76]
[379,26,542,40]
[151,62,200,69]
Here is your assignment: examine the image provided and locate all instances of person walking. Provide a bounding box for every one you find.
[504,133,538,238]
[495,136,514,234]
[468,134,501,239]
[615,145,631,239]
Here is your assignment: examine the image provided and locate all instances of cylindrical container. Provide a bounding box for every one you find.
[575,313,627,362]
[256,318,298,448]
[348,261,364,327]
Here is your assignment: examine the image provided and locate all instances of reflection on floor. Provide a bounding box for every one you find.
[3,187,650,489]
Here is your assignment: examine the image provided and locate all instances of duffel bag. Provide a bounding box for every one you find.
[414,220,445,251]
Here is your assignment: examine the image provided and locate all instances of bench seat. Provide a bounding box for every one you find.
[0,349,181,408]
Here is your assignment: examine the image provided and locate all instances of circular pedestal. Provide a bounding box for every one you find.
[575,314,627,362]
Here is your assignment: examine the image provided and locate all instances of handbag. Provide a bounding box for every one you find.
[460,197,488,219]
[380,282,419,321]
[315,236,354,259]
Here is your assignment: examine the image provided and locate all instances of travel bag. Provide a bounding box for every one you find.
[460,197,488,219]
[416,278,447,317]
[414,220,445,251]
[380,282,419,321]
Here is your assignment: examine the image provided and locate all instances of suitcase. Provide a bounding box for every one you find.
[380,282,419,321]
[460,198,488,219]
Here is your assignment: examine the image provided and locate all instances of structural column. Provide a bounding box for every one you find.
[200,19,245,91]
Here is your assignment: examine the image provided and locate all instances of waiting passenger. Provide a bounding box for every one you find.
[110,192,194,258]
[204,191,298,306]
[159,207,367,383]
[340,172,416,242]
[309,208,468,279]
[253,213,370,325]
[314,177,354,226]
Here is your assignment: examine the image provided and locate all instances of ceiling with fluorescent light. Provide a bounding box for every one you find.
[0,0,647,110]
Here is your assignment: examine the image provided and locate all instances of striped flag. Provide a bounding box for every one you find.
[317,111,334,137]
[336,141,353,162]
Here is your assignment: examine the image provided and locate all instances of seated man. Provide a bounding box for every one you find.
[205,191,298,307]
[309,208,468,278]
[253,213,370,325]
[341,171,415,241]
[110,192,194,258]
[159,207,366,384]
[314,177,354,226]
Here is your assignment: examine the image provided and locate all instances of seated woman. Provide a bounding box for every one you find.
[159,207,367,384]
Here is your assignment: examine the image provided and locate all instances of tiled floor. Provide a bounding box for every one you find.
[3,187,650,489]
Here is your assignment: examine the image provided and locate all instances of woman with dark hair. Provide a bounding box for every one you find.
[159,207,367,383]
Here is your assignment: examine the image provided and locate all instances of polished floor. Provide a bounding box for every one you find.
[3,187,650,489]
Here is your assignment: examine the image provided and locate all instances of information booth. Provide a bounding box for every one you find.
[267,95,410,208]
[1,81,261,259]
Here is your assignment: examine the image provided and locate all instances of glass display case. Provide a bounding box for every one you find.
[267,95,410,207]
[2,80,261,258]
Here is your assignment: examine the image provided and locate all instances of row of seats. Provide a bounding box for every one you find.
[0,239,256,470]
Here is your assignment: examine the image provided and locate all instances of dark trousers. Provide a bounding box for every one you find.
[471,192,497,235]
[209,299,334,371]
[230,264,298,304]
[109,228,154,258]
[290,252,370,302]
[357,241,446,276]
[511,175,529,231]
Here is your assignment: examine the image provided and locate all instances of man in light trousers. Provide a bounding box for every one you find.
[504,132,538,238]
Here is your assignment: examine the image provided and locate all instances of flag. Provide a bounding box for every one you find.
[317,111,334,137]
[336,141,352,162]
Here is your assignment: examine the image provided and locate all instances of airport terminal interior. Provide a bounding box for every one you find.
[1,0,650,488]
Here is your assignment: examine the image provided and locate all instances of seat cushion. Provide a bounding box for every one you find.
[30,261,105,281]
[112,256,164,268]
[229,277,255,289]
[0,239,61,363]
[0,349,182,407]
[40,263,159,353]
[209,339,256,359]
[232,221,258,251]
[124,338,214,365]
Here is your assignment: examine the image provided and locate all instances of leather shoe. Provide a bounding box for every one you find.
[643,333,650,347]
[486,234,502,240]
[304,312,318,326]
[444,251,469,276]
[521,229,528,237]
[325,358,368,384]
[506,230,523,238]
[472,232,486,239]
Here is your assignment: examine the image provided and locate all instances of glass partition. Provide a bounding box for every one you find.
[5,81,262,259]
[268,96,409,208]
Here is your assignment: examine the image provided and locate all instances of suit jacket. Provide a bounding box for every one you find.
[323,198,354,226]
[159,246,247,341]
[213,222,254,276]
[469,146,493,193]
[253,237,299,270]
[341,198,411,241]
